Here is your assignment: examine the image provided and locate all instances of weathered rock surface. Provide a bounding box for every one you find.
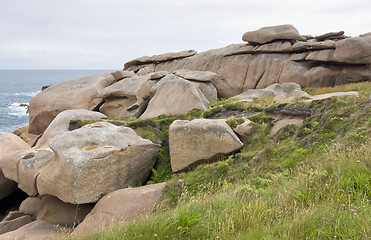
[0,149,54,196]
[0,215,33,235]
[270,119,304,135]
[169,119,243,172]
[28,72,116,135]
[98,74,159,118]
[173,69,217,82]
[34,109,106,151]
[73,183,166,235]
[36,195,93,227]
[37,122,160,204]
[140,74,209,119]
[233,83,310,100]
[124,50,197,69]
[242,24,304,44]
[0,220,61,240]
[17,151,55,196]
[19,197,42,217]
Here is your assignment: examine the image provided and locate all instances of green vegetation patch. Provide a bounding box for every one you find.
[65,82,371,240]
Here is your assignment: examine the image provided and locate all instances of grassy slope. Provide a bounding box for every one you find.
[67,82,371,240]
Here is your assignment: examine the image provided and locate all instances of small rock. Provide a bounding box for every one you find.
[110,70,135,81]
[270,119,304,135]
[315,31,345,41]
[233,118,254,136]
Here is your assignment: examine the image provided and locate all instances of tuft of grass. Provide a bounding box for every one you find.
[225,116,245,128]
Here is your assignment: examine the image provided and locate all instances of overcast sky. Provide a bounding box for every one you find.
[0,0,370,70]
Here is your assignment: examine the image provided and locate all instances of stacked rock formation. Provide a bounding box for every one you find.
[0,24,370,239]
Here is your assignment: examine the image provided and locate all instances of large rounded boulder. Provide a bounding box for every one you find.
[28,72,116,135]
[36,122,160,204]
[169,119,244,172]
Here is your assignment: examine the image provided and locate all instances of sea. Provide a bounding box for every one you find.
[0,70,112,133]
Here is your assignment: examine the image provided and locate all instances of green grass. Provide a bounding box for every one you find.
[64,82,371,240]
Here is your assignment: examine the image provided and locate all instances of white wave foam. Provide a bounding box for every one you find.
[14,91,40,97]
[8,102,29,116]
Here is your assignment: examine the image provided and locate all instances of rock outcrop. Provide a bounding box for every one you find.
[73,183,166,235]
[169,119,244,172]
[36,122,160,204]
[124,25,371,98]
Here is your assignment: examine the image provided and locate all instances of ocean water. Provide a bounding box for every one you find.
[0,70,112,133]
